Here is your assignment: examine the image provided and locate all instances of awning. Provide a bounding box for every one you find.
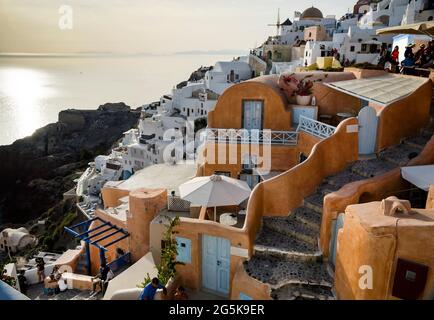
[401,165,434,191]
[376,21,434,37]
[325,75,429,106]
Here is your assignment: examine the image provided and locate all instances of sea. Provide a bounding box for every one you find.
[0,53,242,146]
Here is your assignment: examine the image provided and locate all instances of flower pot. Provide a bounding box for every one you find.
[296,95,312,106]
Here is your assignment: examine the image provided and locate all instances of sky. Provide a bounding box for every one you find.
[0,0,355,55]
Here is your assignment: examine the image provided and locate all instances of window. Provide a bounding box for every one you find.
[361,44,367,52]
[350,46,355,52]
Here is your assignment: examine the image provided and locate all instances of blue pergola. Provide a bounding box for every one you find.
[64,217,129,275]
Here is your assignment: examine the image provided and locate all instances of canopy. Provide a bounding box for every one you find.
[376,21,434,37]
[401,165,434,191]
[179,175,251,208]
[325,75,429,106]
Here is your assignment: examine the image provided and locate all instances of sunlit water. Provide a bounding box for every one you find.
[0,54,239,146]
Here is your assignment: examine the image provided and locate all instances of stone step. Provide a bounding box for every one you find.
[271,283,335,300]
[317,183,340,196]
[244,251,333,289]
[379,144,421,166]
[404,133,432,150]
[350,158,397,178]
[292,207,322,231]
[303,192,324,214]
[326,170,366,189]
[255,226,320,262]
[263,216,319,246]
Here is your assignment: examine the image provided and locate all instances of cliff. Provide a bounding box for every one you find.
[0,102,140,225]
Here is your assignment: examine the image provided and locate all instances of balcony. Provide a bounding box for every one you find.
[206,116,336,145]
[206,128,299,146]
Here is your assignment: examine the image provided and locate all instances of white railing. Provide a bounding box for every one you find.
[206,129,299,146]
[297,115,336,139]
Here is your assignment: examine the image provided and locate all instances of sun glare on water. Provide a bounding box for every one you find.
[0,68,55,142]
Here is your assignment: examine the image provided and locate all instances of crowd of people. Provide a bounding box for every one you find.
[378,41,434,73]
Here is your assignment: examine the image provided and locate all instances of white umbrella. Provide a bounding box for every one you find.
[179,175,251,221]
[401,165,434,191]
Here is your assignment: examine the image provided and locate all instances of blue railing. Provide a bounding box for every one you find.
[108,252,131,273]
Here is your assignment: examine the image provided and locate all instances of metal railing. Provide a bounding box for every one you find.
[297,115,336,139]
[108,252,131,273]
[206,128,299,146]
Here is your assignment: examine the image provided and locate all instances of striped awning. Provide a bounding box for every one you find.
[325,75,429,106]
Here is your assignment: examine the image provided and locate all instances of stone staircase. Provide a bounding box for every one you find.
[27,283,101,300]
[245,115,434,300]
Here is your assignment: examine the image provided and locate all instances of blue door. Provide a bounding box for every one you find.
[202,235,231,296]
[243,101,263,130]
[358,106,378,155]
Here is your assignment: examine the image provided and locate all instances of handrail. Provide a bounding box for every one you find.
[206,128,299,146]
[297,115,336,139]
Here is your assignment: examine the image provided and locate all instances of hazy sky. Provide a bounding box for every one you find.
[0,0,354,54]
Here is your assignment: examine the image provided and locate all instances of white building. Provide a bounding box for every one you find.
[204,58,252,95]
[0,228,36,254]
[359,0,434,29]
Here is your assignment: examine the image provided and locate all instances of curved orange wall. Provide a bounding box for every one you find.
[321,135,434,257]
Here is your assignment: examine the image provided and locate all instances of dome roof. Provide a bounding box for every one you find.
[300,7,324,20]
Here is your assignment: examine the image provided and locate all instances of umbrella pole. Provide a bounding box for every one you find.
[214,207,217,222]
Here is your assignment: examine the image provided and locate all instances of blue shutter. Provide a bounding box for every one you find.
[176,237,191,264]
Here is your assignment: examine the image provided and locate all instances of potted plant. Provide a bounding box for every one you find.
[279,74,326,106]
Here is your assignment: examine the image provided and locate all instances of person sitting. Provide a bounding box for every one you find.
[140,277,167,300]
[44,274,59,295]
[174,286,189,300]
[51,266,61,281]
[58,274,68,292]
[115,247,125,259]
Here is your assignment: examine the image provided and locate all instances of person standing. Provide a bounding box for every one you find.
[391,46,400,64]
[36,258,45,283]
[91,263,113,295]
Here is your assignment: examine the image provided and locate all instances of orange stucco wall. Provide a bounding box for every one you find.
[127,188,167,263]
[427,185,434,209]
[87,188,167,274]
[202,131,320,178]
[343,67,387,79]
[208,76,291,131]
[101,187,130,208]
[335,201,434,300]
[321,136,434,257]
[376,80,432,152]
[173,218,251,297]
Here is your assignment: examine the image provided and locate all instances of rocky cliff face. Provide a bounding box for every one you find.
[0,103,140,225]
